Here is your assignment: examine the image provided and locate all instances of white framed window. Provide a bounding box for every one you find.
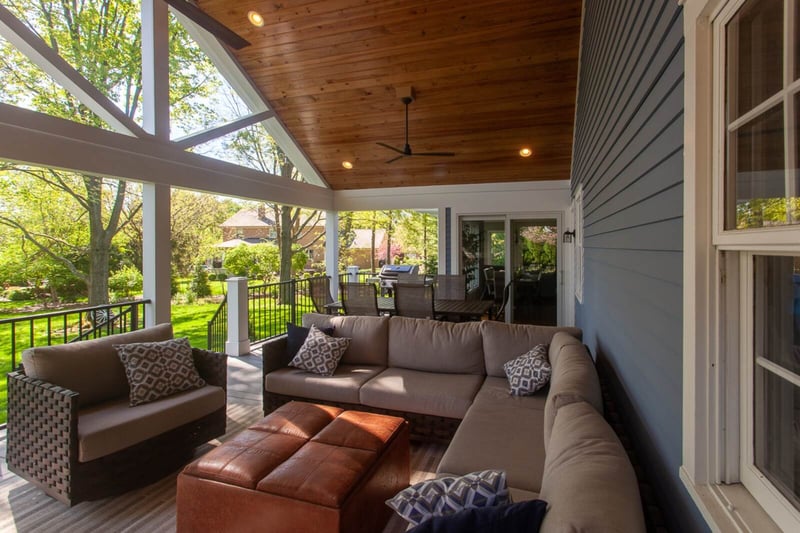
[683,0,800,530]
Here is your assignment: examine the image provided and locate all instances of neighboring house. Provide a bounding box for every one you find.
[219,206,275,244]
[343,229,387,270]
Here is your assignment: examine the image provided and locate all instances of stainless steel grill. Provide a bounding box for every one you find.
[377,264,419,293]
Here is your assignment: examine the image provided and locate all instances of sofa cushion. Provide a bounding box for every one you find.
[547,331,583,369]
[115,337,206,406]
[302,313,389,366]
[360,368,484,419]
[503,345,551,396]
[388,317,484,375]
[437,377,547,493]
[539,401,645,533]
[543,342,603,451]
[481,321,581,377]
[78,384,225,462]
[22,323,174,408]
[408,500,548,533]
[289,325,350,376]
[266,364,385,405]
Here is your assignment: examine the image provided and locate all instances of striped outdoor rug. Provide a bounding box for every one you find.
[0,402,446,533]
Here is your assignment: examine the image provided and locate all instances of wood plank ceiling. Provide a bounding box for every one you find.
[198,0,582,190]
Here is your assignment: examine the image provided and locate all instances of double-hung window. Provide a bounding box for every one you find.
[705,0,800,529]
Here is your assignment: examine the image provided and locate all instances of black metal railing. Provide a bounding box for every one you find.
[206,294,228,353]
[0,300,150,374]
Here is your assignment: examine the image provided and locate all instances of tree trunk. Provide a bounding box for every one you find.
[370,218,376,272]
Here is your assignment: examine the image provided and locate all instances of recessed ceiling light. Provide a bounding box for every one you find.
[519,147,533,158]
[248,11,264,27]
[342,161,354,169]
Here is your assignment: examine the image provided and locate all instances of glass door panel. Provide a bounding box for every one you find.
[511,219,558,325]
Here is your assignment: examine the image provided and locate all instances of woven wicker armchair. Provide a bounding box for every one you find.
[6,325,227,506]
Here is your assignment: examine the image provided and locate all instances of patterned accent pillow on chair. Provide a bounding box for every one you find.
[115,337,206,407]
[387,470,510,527]
[503,344,551,395]
[289,324,350,376]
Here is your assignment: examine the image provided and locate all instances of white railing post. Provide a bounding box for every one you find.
[225,277,250,356]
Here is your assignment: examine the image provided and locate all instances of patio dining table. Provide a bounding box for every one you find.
[324,297,493,321]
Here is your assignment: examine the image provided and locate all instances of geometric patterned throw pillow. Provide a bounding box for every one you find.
[386,477,455,527]
[386,470,510,526]
[288,324,350,376]
[114,337,206,407]
[503,344,551,396]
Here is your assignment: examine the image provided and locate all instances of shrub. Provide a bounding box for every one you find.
[190,265,212,299]
[109,265,143,299]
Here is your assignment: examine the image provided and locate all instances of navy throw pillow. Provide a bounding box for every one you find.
[286,322,334,359]
[408,499,548,533]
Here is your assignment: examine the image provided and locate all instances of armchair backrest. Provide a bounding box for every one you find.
[308,276,334,313]
[21,323,174,407]
[394,283,436,319]
[341,282,380,316]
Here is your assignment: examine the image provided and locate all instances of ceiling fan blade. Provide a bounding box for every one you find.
[376,142,406,155]
[385,154,405,164]
[163,0,251,50]
[413,152,456,157]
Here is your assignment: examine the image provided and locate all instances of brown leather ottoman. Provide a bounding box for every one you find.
[176,401,410,533]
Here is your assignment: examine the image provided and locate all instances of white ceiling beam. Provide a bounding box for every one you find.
[173,110,275,149]
[0,103,333,210]
[0,5,148,138]
[171,10,330,188]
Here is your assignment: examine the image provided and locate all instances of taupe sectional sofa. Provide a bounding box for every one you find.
[262,313,645,532]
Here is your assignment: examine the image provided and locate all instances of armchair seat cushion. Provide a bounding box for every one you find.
[78,384,224,462]
[359,368,483,419]
[265,364,385,404]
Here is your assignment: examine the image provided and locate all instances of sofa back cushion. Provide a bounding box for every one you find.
[388,317,484,375]
[301,313,388,366]
[543,335,603,450]
[539,401,645,533]
[480,321,582,378]
[22,323,174,408]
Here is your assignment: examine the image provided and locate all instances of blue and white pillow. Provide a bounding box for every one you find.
[503,344,551,395]
[386,470,510,526]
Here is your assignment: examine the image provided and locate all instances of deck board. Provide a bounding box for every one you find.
[0,353,445,532]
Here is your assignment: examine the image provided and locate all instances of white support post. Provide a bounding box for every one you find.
[326,210,340,300]
[142,183,171,326]
[141,0,171,327]
[226,277,251,356]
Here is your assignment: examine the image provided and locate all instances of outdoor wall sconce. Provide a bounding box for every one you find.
[562,230,576,243]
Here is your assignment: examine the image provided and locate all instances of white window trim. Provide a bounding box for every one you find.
[683,0,799,530]
[573,185,584,304]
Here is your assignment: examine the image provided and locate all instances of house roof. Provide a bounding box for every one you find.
[219,208,275,228]
[196,0,582,190]
[349,228,386,249]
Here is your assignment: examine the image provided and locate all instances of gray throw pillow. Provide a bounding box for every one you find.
[115,337,205,406]
[386,470,510,526]
[288,324,350,376]
[503,344,551,395]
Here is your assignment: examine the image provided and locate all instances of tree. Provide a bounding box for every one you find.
[397,211,438,274]
[0,1,220,304]
[225,128,323,283]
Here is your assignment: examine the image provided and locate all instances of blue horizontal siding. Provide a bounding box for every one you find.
[572,1,707,531]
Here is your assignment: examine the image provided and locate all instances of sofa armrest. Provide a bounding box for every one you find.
[6,369,79,503]
[192,348,227,392]
[262,335,290,375]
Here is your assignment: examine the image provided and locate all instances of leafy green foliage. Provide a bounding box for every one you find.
[108,265,143,299]
[190,265,212,299]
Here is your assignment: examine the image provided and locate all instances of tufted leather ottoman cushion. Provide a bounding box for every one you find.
[177,401,410,533]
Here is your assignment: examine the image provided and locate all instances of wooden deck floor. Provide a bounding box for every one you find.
[0,353,446,532]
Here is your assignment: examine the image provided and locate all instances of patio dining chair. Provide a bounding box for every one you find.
[394,282,438,319]
[492,280,514,321]
[341,282,380,316]
[435,274,466,300]
[308,276,334,313]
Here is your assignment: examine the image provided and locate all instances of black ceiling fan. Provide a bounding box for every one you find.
[377,92,456,164]
[163,0,251,50]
